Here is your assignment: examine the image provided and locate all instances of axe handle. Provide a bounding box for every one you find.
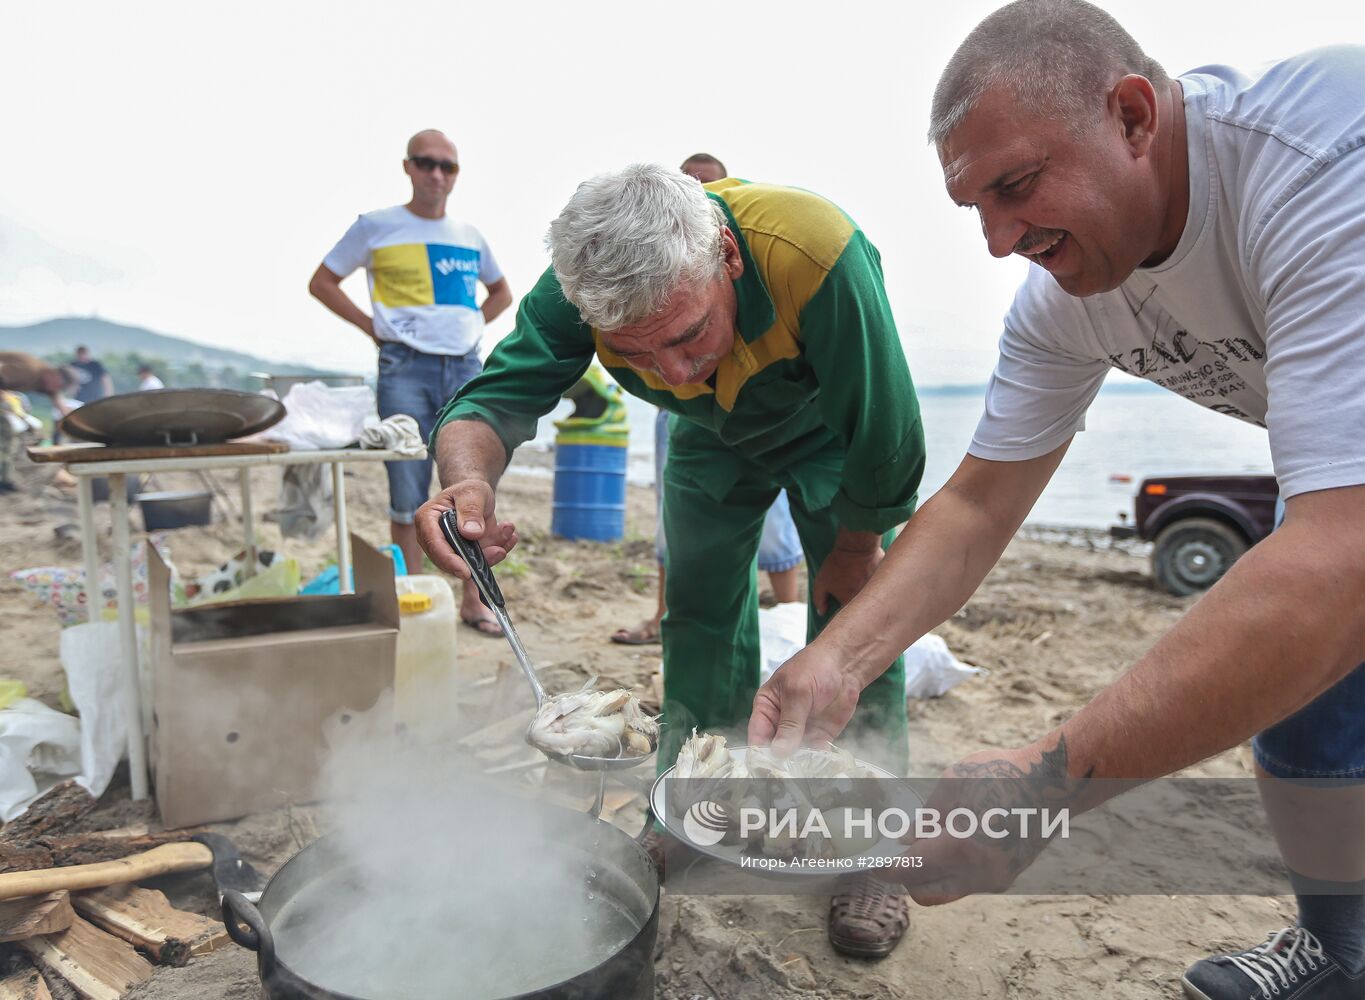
[0,842,213,900]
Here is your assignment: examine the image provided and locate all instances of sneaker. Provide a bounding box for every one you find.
[1183,926,1365,999]
[827,874,911,959]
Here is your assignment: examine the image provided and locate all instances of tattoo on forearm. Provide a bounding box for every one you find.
[949,736,1093,868]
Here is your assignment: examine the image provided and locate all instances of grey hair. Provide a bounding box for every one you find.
[547,163,727,331]
[928,0,1169,146]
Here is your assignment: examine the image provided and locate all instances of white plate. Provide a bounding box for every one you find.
[649,746,922,879]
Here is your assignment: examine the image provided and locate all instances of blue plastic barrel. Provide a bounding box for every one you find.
[552,442,627,541]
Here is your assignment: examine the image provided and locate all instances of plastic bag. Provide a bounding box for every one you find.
[265,383,376,450]
[0,698,83,822]
[60,621,128,802]
[902,634,987,699]
[757,605,984,700]
[186,557,301,606]
[0,680,28,711]
[758,603,809,683]
[0,623,133,820]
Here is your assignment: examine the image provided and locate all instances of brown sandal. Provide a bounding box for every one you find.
[461,615,504,638]
[610,619,662,645]
[828,875,911,959]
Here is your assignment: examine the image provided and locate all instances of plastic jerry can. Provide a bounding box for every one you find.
[393,575,458,732]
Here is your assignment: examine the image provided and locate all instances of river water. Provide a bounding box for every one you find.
[531,379,1271,530]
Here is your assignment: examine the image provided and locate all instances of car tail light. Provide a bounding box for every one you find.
[1145,483,1168,496]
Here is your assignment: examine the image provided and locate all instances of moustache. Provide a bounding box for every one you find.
[1014,229,1065,254]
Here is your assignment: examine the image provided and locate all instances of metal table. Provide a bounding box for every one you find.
[52,445,424,801]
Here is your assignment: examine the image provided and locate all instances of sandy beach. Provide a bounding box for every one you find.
[0,449,1287,1000]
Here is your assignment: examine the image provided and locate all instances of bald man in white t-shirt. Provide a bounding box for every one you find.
[310,129,513,636]
[749,3,1365,997]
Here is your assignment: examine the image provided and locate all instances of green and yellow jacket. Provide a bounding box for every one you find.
[433,179,924,533]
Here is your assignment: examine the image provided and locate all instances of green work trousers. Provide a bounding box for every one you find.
[657,421,908,775]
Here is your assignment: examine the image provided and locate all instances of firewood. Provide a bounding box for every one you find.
[0,848,56,877]
[0,956,53,1000]
[78,828,150,840]
[598,790,639,821]
[0,829,210,875]
[0,786,96,845]
[0,892,75,943]
[73,887,227,967]
[18,916,152,1000]
[36,833,203,870]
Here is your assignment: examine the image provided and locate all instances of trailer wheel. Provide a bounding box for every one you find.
[1152,518,1248,596]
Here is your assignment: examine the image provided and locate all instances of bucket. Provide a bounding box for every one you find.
[551,368,629,542]
[552,442,628,541]
[136,490,213,530]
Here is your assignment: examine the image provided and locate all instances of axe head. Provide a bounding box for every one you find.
[192,833,267,903]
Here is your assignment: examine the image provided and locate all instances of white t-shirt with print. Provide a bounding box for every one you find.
[970,47,1365,500]
[323,205,504,357]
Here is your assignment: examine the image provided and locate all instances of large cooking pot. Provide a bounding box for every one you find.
[222,803,659,1000]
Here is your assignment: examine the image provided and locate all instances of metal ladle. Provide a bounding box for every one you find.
[439,512,655,813]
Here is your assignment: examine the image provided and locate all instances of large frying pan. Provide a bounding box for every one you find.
[61,388,285,447]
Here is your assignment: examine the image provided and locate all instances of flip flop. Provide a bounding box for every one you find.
[461,616,504,638]
[610,622,661,646]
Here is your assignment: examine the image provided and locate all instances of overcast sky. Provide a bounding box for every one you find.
[3,1,1360,384]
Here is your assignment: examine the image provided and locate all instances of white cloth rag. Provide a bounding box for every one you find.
[359,414,426,456]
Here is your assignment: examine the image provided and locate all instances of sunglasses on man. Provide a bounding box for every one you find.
[409,156,458,175]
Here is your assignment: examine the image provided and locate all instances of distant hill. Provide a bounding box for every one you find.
[0,317,334,375]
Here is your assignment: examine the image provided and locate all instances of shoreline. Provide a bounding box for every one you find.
[506,448,1152,553]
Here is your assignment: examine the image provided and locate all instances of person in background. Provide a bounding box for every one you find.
[69,345,113,403]
[612,152,805,645]
[0,391,27,494]
[0,352,78,492]
[309,129,514,636]
[136,365,164,391]
[750,4,1365,997]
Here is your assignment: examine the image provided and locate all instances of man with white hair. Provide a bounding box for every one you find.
[416,164,926,957]
[749,2,1365,996]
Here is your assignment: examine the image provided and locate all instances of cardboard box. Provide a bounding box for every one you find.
[147,536,398,828]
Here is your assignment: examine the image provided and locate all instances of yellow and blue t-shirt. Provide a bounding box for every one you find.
[323,205,503,357]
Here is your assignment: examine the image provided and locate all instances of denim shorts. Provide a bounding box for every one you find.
[375,341,483,523]
[653,409,804,572]
[1251,496,1365,779]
